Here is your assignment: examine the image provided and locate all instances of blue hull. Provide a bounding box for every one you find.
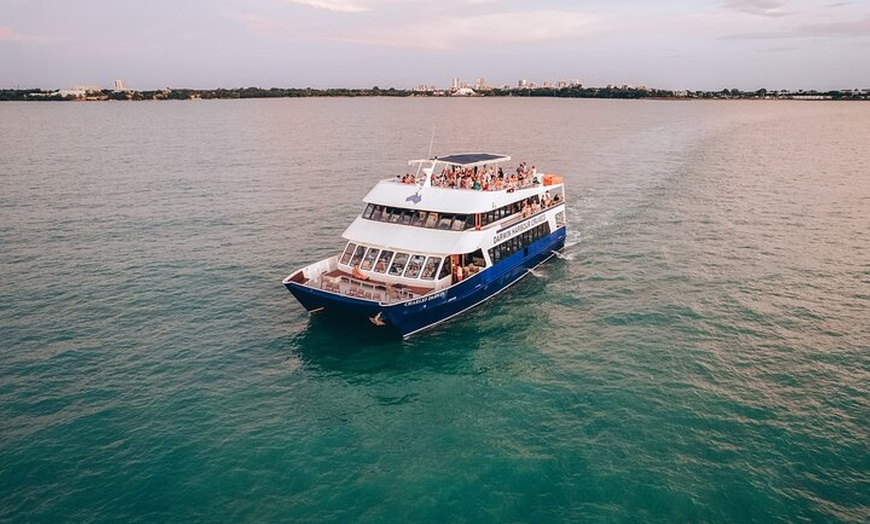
[286,226,566,338]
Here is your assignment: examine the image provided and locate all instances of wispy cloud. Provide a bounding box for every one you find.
[720,0,789,17]
[281,0,503,14]
[334,10,596,50]
[799,16,870,37]
[724,16,870,39]
[0,25,53,43]
[223,13,297,40]
[282,0,371,13]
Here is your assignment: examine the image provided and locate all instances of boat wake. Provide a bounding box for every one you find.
[552,244,579,261]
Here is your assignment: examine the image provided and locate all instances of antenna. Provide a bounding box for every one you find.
[412,127,437,191]
[427,127,436,159]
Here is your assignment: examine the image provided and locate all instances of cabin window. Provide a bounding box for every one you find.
[451,215,467,231]
[424,212,439,228]
[371,205,385,221]
[361,248,379,270]
[438,256,452,279]
[421,257,440,280]
[411,210,427,227]
[437,214,453,230]
[470,249,485,268]
[350,245,366,266]
[374,250,393,273]
[388,207,401,223]
[390,252,410,276]
[340,243,357,265]
[404,254,426,278]
[363,204,375,219]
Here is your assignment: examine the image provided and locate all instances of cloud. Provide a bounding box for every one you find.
[223,13,296,40]
[0,25,52,43]
[720,0,789,17]
[798,16,870,37]
[0,26,17,41]
[334,10,596,50]
[281,0,503,14]
[282,0,370,13]
[724,16,870,39]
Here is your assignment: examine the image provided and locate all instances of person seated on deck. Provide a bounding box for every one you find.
[352,265,369,281]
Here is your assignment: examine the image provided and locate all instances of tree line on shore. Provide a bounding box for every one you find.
[1,85,867,101]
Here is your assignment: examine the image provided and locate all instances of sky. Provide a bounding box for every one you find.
[1,0,869,91]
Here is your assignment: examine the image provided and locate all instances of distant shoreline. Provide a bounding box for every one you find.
[2,86,867,102]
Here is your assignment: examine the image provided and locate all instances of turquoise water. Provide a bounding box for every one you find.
[1,98,867,523]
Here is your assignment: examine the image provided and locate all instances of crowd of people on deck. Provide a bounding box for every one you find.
[396,162,542,191]
[521,191,561,216]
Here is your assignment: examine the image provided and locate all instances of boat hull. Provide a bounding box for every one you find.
[285,226,566,338]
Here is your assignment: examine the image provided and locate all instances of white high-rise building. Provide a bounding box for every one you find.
[451,77,460,91]
[113,79,126,92]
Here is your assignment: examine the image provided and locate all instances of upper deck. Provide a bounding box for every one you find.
[363,153,564,214]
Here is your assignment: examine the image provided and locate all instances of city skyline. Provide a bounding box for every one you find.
[2,0,869,91]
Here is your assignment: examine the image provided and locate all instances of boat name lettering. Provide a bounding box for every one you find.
[404,291,447,307]
[493,214,547,244]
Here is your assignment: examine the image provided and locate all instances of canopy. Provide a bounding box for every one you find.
[409,153,511,168]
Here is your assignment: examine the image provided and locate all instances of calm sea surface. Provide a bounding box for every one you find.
[1,98,867,523]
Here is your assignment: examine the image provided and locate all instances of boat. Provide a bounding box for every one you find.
[282,152,567,338]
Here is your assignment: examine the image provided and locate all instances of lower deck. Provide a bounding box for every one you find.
[302,268,434,304]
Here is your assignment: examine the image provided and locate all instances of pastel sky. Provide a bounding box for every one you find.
[1,0,868,90]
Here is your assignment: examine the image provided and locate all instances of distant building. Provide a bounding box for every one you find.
[57,86,103,99]
[451,77,461,92]
[451,87,476,97]
[518,79,528,88]
[113,79,126,92]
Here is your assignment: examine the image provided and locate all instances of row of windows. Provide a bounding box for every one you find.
[362,204,472,231]
[488,223,552,265]
[361,193,560,231]
[339,242,452,281]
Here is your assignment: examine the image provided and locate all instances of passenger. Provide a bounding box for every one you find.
[352,265,369,281]
[455,264,464,282]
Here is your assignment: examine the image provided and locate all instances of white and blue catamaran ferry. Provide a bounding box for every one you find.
[283,153,567,337]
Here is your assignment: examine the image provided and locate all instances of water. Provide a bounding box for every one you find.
[1,98,867,523]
